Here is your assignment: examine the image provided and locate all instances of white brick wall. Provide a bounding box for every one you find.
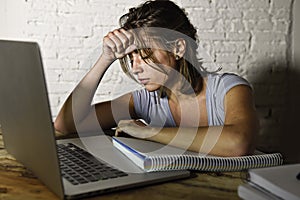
[0,0,296,154]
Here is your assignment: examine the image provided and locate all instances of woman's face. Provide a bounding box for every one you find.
[129,48,176,92]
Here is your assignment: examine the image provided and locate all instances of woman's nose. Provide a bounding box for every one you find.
[131,54,143,74]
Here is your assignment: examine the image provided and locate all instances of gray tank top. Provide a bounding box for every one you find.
[132,73,251,127]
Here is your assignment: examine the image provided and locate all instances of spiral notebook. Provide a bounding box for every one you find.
[112,137,283,172]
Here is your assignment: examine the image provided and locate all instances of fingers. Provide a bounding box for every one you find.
[108,31,125,53]
[104,29,136,58]
[114,127,122,137]
[119,29,134,45]
[114,119,129,137]
[114,127,133,138]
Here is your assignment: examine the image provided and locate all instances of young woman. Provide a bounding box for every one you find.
[54,0,259,156]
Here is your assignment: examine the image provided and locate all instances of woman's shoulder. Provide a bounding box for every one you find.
[207,72,247,81]
[206,72,251,93]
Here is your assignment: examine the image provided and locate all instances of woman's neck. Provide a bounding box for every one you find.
[164,77,207,103]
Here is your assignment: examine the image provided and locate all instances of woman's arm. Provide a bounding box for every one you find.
[116,85,259,157]
[54,29,137,134]
[54,54,113,134]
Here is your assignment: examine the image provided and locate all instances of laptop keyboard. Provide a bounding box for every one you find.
[57,143,128,185]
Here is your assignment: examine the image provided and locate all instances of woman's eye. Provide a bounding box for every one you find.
[140,49,152,59]
[128,54,133,65]
[141,55,149,59]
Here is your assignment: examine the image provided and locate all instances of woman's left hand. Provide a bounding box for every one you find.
[115,119,152,139]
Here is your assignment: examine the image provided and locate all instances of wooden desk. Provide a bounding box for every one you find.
[0,131,245,200]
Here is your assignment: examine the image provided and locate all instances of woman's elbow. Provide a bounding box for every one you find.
[229,119,259,156]
[54,119,65,133]
[54,118,76,134]
[230,142,253,157]
[229,130,257,157]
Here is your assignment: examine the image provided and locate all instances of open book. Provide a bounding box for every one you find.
[112,137,283,172]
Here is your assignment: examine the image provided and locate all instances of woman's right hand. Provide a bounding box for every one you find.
[102,28,137,63]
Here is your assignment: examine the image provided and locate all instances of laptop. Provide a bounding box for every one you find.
[0,40,190,199]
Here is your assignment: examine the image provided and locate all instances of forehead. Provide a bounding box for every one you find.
[133,29,172,50]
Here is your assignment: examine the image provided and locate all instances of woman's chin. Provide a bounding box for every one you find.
[144,84,161,92]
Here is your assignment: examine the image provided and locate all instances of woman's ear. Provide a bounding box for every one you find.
[173,38,186,59]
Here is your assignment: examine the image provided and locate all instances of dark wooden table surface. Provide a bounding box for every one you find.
[0,131,244,200]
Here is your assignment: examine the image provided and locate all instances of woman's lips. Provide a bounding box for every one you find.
[138,78,149,84]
